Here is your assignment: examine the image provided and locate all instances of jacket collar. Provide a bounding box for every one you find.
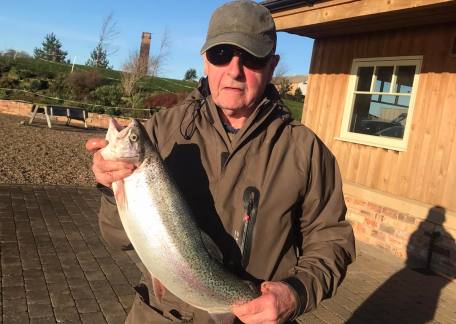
[196,78,290,149]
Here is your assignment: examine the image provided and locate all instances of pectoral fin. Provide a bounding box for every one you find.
[151,276,166,303]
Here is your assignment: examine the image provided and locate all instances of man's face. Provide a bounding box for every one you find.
[204,46,279,115]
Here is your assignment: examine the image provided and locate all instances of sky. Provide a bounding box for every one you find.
[0,1,314,80]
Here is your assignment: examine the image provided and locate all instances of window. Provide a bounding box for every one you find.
[339,56,422,151]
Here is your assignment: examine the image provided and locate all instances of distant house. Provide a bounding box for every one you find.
[273,75,308,96]
[263,0,456,278]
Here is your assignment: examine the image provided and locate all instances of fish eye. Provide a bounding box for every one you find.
[130,133,138,142]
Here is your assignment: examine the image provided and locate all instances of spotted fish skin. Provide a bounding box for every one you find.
[101,118,259,313]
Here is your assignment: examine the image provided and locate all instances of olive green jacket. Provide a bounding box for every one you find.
[98,78,355,323]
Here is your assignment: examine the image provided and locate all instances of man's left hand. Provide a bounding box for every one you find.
[231,281,297,324]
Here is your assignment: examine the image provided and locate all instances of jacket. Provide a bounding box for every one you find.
[98,78,356,323]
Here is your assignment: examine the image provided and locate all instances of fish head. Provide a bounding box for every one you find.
[101,118,154,166]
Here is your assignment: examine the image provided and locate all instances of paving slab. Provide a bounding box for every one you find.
[1,184,455,323]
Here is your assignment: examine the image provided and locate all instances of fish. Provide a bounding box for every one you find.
[101,118,259,315]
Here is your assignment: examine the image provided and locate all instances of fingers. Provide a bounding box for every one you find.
[86,137,108,153]
[232,281,297,324]
[92,151,135,187]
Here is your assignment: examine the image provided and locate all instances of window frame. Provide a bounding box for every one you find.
[337,56,422,151]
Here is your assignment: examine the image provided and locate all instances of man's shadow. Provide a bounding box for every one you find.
[347,206,456,323]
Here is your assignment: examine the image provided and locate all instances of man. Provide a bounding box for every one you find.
[86,1,355,323]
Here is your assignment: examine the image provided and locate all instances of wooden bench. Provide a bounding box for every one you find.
[29,104,88,128]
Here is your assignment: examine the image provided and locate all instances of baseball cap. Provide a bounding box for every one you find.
[200,0,277,58]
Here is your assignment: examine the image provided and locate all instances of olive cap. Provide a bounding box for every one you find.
[200,0,276,58]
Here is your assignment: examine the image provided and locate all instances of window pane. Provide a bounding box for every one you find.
[396,65,416,93]
[350,94,409,139]
[356,67,374,91]
[374,66,394,92]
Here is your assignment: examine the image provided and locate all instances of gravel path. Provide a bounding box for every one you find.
[0,113,105,186]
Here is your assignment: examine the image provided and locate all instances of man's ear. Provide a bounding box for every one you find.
[267,54,280,82]
[271,54,280,70]
[203,54,209,76]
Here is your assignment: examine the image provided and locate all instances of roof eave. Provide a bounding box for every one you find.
[260,0,316,12]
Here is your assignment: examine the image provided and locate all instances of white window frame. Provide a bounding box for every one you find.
[337,56,422,151]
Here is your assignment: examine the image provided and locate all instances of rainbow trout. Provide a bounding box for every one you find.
[101,118,259,314]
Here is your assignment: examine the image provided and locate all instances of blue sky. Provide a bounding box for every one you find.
[0,1,314,80]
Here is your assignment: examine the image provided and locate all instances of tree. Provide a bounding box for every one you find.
[277,77,292,98]
[86,13,119,68]
[1,49,31,59]
[120,51,147,109]
[184,68,197,81]
[294,87,304,102]
[33,33,68,62]
[149,29,171,77]
[86,43,110,69]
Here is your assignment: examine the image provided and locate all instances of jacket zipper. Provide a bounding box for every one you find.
[239,187,260,268]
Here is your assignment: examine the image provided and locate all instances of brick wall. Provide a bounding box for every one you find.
[346,193,456,280]
[0,100,130,128]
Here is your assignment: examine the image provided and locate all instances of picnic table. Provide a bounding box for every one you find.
[29,104,88,128]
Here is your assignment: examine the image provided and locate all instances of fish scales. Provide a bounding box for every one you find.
[102,119,259,314]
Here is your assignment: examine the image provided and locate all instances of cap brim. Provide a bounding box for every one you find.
[200,32,274,58]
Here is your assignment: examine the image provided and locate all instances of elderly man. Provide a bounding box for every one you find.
[86,1,355,323]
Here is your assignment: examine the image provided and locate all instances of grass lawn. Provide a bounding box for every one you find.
[283,99,304,121]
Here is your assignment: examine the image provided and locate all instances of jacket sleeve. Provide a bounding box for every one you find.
[98,192,132,250]
[283,135,356,318]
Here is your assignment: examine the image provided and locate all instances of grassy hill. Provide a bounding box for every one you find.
[0,55,303,120]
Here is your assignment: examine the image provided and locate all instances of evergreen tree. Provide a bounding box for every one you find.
[33,33,68,63]
[184,68,197,81]
[86,43,110,68]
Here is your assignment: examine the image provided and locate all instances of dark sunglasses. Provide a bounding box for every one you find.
[206,45,272,70]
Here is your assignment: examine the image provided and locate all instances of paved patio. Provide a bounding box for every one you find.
[1,184,455,323]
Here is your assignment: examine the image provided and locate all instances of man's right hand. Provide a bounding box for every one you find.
[86,138,135,188]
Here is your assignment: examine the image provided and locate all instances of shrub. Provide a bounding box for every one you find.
[0,75,20,89]
[29,79,49,91]
[67,70,102,99]
[91,84,123,107]
[0,61,11,74]
[17,69,38,79]
[144,92,188,110]
[49,73,71,98]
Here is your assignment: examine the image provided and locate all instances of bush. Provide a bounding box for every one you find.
[91,84,122,107]
[144,92,188,110]
[17,69,38,79]
[67,70,102,99]
[29,79,49,91]
[49,73,71,98]
[0,75,20,88]
[0,61,11,75]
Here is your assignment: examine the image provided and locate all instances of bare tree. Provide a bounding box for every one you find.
[273,60,292,97]
[149,28,171,77]
[120,51,147,109]
[87,12,119,68]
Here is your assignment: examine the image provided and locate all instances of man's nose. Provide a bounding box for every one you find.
[227,55,244,78]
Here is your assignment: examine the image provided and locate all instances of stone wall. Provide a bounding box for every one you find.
[0,100,130,129]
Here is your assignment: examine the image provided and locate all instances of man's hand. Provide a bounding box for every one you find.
[231,281,298,324]
[86,137,135,187]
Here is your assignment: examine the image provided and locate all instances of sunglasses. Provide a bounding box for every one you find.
[206,45,272,70]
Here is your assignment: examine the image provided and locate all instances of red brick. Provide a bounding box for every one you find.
[381,207,398,219]
[365,218,378,228]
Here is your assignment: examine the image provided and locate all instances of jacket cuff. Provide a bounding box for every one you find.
[96,183,114,197]
[281,276,308,320]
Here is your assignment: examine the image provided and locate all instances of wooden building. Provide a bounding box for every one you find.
[262,0,456,278]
